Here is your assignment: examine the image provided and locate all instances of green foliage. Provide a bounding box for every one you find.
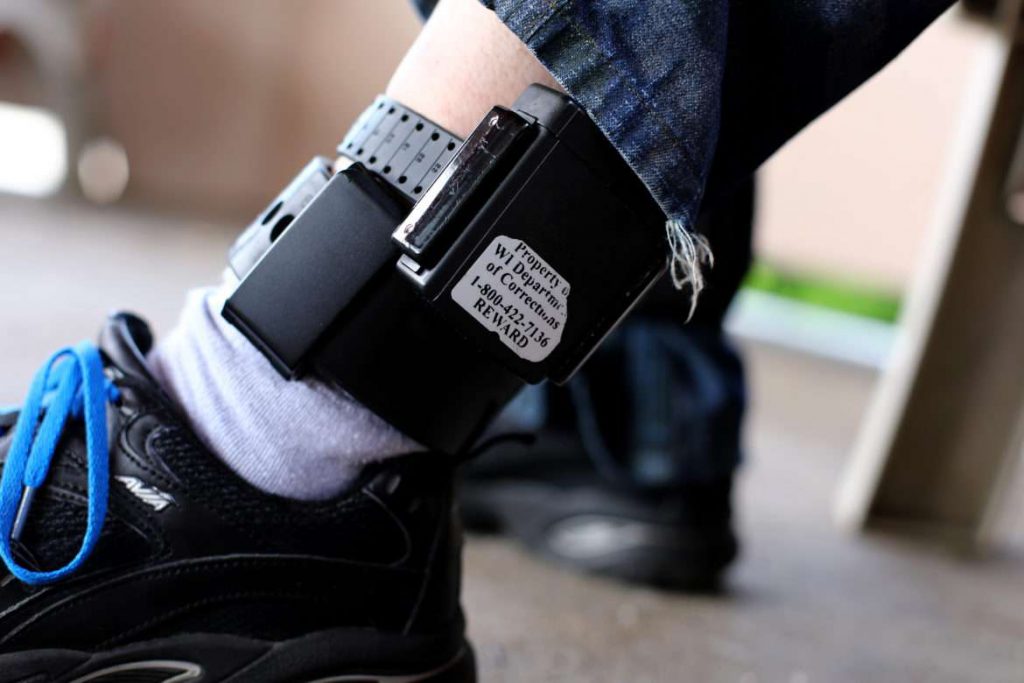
[743,261,902,323]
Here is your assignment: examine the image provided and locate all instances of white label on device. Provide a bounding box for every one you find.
[451,236,570,363]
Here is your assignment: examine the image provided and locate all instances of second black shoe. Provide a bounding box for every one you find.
[461,317,743,591]
[0,314,473,682]
[461,434,738,591]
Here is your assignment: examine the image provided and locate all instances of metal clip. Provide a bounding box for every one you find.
[393,107,531,266]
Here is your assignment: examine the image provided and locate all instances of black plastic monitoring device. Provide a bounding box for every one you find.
[223,85,667,453]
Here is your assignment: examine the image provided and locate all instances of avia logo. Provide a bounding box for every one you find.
[115,476,175,512]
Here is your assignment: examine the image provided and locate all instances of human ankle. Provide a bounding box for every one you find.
[149,279,420,501]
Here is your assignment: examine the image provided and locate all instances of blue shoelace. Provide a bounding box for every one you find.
[0,342,119,585]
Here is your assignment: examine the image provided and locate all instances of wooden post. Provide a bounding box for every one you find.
[836,1,1024,547]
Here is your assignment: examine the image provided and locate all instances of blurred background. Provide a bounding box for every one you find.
[2,1,1024,680]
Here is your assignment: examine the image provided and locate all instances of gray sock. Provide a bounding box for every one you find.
[149,276,421,500]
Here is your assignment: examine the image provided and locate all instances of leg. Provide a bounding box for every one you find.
[461,178,755,589]
[153,0,563,502]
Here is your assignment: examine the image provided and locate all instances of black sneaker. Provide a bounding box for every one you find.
[0,313,474,682]
[461,318,743,591]
[461,437,737,591]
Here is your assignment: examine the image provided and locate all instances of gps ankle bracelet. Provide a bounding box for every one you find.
[222,85,667,453]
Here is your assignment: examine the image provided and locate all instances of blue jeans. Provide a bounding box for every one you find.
[416,0,953,228]
[496,178,754,487]
[411,0,953,486]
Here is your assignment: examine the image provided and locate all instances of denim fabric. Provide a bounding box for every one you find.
[493,317,746,486]
[414,0,953,229]
[494,178,755,486]
[706,0,956,204]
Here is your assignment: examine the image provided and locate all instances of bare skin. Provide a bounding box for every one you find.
[387,0,561,136]
[331,0,561,172]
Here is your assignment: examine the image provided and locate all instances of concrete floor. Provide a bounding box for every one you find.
[3,196,1024,682]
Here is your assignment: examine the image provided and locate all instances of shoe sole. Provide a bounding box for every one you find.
[460,480,736,590]
[0,630,475,683]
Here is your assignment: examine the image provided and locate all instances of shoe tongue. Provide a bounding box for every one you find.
[98,312,158,384]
